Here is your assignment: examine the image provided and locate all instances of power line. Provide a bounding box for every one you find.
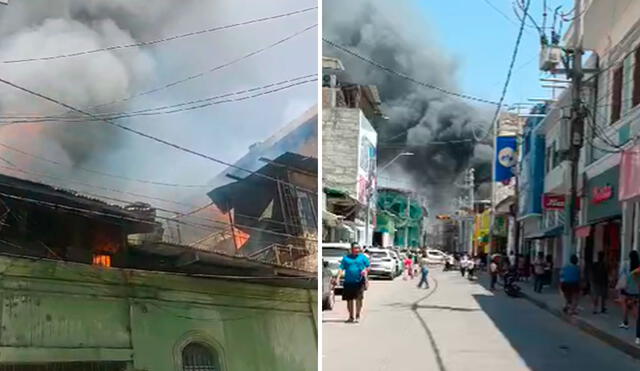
[322,38,502,106]
[0,140,211,189]
[0,76,317,195]
[0,164,316,231]
[0,186,317,243]
[0,6,317,64]
[481,0,531,142]
[480,0,537,33]
[0,74,317,123]
[92,24,318,110]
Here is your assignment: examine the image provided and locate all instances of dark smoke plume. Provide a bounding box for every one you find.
[323,0,493,212]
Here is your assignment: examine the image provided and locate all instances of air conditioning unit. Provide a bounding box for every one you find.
[540,45,563,72]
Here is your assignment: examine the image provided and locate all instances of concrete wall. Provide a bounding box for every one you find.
[0,256,317,371]
[322,107,360,198]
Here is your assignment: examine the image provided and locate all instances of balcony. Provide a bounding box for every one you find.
[545,161,571,194]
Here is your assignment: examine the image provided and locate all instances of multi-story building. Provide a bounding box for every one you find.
[517,105,548,256]
[322,56,381,245]
[560,0,640,278]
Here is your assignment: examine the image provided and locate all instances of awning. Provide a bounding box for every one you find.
[575,225,592,238]
[524,225,563,240]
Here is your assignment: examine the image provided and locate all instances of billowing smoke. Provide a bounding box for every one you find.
[323,0,493,212]
[0,0,317,210]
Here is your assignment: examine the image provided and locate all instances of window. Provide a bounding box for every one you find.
[634,48,640,107]
[611,66,623,123]
[622,54,634,115]
[297,190,317,233]
[182,342,221,371]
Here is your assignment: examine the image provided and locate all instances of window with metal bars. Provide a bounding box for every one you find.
[182,342,221,371]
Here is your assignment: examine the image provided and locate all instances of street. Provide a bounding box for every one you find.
[322,269,640,371]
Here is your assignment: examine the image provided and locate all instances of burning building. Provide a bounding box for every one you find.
[208,152,318,272]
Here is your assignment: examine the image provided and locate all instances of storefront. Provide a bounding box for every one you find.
[580,165,622,284]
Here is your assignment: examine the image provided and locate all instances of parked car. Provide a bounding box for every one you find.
[322,261,335,310]
[388,249,403,277]
[322,242,350,291]
[367,248,396,279]
[425,249,447,264]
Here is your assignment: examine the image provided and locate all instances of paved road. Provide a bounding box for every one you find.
[322,269,640,371]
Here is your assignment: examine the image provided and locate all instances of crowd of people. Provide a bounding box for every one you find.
[455,249,640,346]
[331,242,640,345]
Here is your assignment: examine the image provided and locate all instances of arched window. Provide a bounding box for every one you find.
[182,342,221,371]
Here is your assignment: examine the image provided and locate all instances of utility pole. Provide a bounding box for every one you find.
[467,169,475,255]
[563,0,584,266]
[405,192,411,249]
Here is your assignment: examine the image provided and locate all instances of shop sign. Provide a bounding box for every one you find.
[543,194,565,210]
[592,185,613,204]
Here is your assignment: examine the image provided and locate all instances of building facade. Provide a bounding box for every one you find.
[322,56,380,245]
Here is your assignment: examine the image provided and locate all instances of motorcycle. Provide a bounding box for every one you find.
[503,270,521,297]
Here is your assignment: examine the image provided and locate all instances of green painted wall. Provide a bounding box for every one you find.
[0,256,317,370]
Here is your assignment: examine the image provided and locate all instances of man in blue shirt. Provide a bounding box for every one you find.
[560,254,581,315]
[337,242,370,323]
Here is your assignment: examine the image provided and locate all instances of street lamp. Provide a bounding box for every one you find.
[365,152,414,247]
[379,152,414,171]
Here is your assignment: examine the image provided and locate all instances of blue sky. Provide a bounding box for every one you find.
[416,0,573,108]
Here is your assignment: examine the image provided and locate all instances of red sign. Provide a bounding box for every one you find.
[592,185,613,204]
[543,194,565,210]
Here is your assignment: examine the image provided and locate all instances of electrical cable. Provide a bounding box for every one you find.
[91,24,318,110]
[481,0,531,142]
[512,0,543,35]
[0,6,317,64]
[0,74,317,123]
[322,39,502,106]
[0,140,210,189]
[0,76,317,195]
[0,164,315,231]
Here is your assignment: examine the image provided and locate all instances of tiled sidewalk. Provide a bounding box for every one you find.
[478,272,640,359]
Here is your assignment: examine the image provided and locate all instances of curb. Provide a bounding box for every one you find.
[519,290,640,360]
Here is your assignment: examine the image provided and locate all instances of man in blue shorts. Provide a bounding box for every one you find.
[337,242,370,323]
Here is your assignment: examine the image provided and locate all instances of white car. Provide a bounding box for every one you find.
[367,248,396,279]
[425,249,447,264]
[388,249,403,277]
[322,243,351,289]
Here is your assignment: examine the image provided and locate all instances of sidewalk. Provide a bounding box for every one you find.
[478,272,640,360]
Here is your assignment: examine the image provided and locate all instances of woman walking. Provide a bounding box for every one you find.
[591,251,608,314]
[533,252,546,293]
[618,250,640,332]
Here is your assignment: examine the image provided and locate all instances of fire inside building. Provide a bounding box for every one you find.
[0,165,317,369]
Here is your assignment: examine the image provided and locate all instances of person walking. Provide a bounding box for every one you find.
[417,252,430,289]
[403,254,414,280]
[560,254,581,315]
[490,256,499,291]
[544,254,554,288]
[467,256,476,280]
[617,250,640,331]
[590,251,609,314]
[460,254,468,278]
[336,242,370,323]
[533,252,546,293]
[630,262,640,345]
